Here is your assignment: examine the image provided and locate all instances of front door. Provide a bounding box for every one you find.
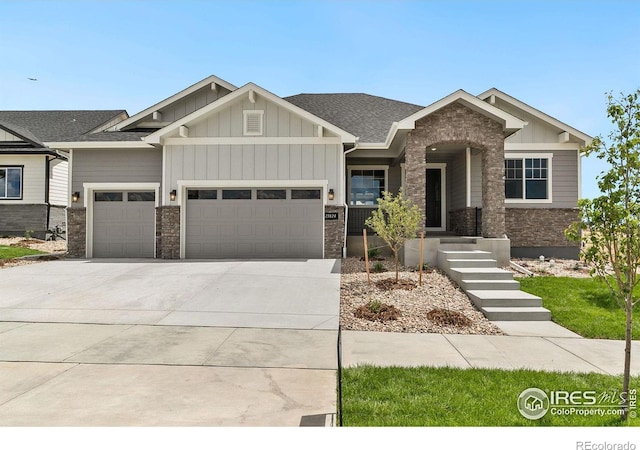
[425,164,446,231]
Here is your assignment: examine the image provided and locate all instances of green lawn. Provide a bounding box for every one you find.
[518,276,640,340]
[0,245,44,260]
[341,366,639,426]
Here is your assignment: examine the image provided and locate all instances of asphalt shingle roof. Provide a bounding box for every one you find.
[0,110,125,141]
[57,130,151,142]
[285,93,423,142]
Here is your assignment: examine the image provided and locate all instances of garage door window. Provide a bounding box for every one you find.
[95,192,123,202]
[128,191,155,202]
[291,189,321,200]
[222,189,251,200]
[257,189,286,200]
[188,189,217,200]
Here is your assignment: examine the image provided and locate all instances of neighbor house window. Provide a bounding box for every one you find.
[0,167,23,199]
[349,166,387,206]
[504,154,552,201]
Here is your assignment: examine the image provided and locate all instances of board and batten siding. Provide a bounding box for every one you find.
[0,154,45,204]
[165,143,341,198]
[48,158,68,206]
[71,148,162,207]
[496,100,565,144]
[188,96,331,138]
[155,87,232,124]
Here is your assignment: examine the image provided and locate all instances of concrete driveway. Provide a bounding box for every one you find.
[0,258,340,329]
[0,259,340,426]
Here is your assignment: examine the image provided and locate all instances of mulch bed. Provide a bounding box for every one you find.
[426,308,473,327]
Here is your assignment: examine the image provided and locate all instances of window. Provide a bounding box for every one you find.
[94,192,123,202]
[504,155,552,201]
[291,189,321,200]
[243,110,264,136]
[349,167,387,206]
[188,189,217,200]
[222,189,251,200]
[0,167,22,199]
[127,191,155,202]
[257,189,286,200]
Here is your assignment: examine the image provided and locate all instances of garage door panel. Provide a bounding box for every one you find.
[93,191,155,258]
[186,187,323,259]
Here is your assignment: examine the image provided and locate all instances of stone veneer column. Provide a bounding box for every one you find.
[404,102,505,238]
[324,205,345,258]
[156,206,181,259]
[66,207,86,257]
[405,134,427,232]
[481,139,505,238]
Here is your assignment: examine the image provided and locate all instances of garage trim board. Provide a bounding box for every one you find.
[84,182,161,258]
[177,179,329,259]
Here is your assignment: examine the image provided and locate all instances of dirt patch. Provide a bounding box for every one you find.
[374,278,417,291]
[354,302,401,322]
[426,308,472,327]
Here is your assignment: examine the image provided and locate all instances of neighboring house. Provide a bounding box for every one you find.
[0,110,128,239]
[47,75,591,260]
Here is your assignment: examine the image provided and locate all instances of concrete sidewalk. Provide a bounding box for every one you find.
[341,321,640,376]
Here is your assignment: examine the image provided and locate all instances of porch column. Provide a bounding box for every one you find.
[405,132,427,232]
[481,140,505,237]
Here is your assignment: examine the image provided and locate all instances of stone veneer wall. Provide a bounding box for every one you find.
[405,102,505,237]
[449,207,482,236]
[156,206,181,259]
[324,205,345,258]
[66,207,86,257]
[505,208,579,248]
[0,204,48,239]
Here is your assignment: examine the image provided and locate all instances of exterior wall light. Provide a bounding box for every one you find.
[328,188,334,201]
[72,192,80,203]
[170,189,177,201]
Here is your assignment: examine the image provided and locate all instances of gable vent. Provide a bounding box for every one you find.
[243,110,264,136]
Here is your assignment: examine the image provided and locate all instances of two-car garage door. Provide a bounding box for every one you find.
[185,187,323,259]
[91,187,324,259]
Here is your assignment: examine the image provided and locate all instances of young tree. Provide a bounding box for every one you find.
[566,89,640,420]
[365,189,422,282]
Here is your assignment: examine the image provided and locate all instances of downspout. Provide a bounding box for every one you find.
[45,155,51,234]
[342,141,359,257]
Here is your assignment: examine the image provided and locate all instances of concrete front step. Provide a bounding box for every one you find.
[481,306,552,321]
[446,259,497,269]
[449,267,514,283]
[466,290,543,308]
[459,279,521,291]
[438,250,493,259]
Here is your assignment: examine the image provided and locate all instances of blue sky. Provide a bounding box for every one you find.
[1,0,639,199]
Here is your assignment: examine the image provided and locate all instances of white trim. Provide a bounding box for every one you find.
[478,88,593,145]
[397,89,526,133]
[426,163,447,232]
[504,153,553,204]
[347,165,389,208]
[45,141,154,149]
[68,149,74,206]
[505,143,580,151]
[163,136,341,146]
[114,75,238,131]
[177,179,328,259]
[465,147,471,208]
[145,83,357,144]
[577,150,582,200]
[83,182,160,258]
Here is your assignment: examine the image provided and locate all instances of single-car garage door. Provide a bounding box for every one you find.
[185,188,323,259]
[93,191,156,258]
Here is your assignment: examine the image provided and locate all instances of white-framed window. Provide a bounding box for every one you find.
[504,153,553,203]
[0,166,23,200]
[348,165,388,206]
[243,110,264,136]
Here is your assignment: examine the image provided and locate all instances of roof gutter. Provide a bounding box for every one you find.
[342,140,359,257]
